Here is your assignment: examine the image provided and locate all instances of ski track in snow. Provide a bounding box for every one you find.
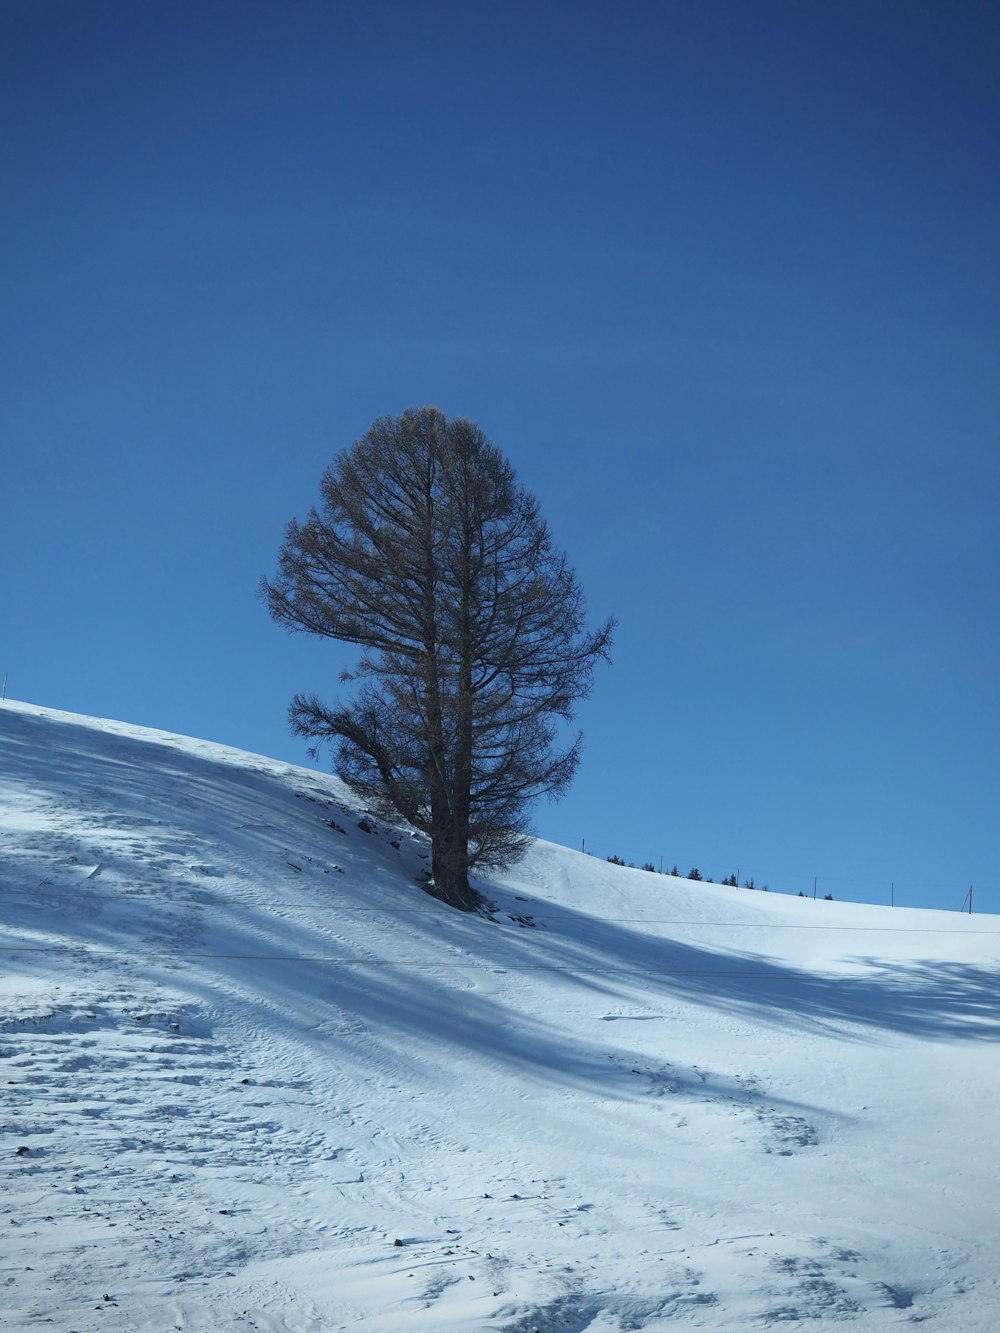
[1,699,998,1331]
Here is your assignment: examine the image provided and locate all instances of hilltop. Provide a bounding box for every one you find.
[1,700,997,1331]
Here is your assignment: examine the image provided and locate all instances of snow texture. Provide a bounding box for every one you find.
[1,699,997,1331]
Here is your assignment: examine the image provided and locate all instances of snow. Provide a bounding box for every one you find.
[1,698,997,1332]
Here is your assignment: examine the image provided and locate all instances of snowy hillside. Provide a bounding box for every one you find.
[1,700,997,1332]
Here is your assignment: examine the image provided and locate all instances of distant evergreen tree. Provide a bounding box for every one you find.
[688,867,702,881]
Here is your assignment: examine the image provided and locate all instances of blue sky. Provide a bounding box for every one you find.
[2,0,996,912]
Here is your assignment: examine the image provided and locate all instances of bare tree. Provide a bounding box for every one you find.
[261,407,614,911]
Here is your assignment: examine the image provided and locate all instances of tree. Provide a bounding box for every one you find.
[261,407,614,911]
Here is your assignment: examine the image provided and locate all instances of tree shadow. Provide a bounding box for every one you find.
[467,887,1000,1044]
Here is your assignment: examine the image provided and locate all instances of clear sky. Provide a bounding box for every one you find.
[2,0,997,912]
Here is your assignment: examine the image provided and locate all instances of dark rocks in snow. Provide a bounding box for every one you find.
[507,912,536,927]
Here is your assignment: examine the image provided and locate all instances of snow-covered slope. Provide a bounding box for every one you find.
[1,700,997,1332]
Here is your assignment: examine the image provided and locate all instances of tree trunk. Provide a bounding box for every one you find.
[429,822,480,911]
[424,666,480,912]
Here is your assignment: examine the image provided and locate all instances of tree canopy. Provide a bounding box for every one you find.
[262,407,614,911]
